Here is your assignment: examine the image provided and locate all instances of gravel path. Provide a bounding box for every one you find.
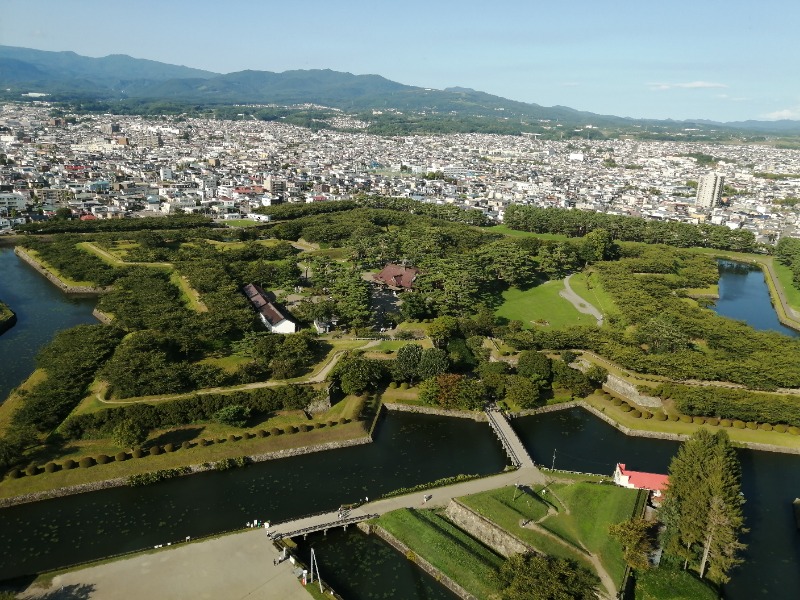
[560,274,603,326]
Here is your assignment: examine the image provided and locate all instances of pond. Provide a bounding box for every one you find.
[711,259,799,336]
[0,248,98,402]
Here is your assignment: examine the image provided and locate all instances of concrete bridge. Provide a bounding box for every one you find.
[485,408,536,469]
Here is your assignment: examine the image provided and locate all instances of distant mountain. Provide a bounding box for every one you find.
[0,45,796,136]
[0,45,217,88]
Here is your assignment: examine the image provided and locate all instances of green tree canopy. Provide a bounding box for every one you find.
[494,553,599,600]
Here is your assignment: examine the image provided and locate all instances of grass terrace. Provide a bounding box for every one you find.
[376,508,504,600]
[486,224,569,241]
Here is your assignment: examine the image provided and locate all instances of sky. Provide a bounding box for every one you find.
[2,0,799,123]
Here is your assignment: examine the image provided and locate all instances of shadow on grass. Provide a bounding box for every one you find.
[147,427,205,448]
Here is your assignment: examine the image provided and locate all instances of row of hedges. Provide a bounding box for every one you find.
[651,382,800,427]
[603,394,800,434]
[61,385,318,440]
[4,418,353,480]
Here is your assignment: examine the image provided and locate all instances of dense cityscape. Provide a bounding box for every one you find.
[2,102,800,243]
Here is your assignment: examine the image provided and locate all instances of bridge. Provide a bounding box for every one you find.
[485,408,536,469]
[268,508,378,540]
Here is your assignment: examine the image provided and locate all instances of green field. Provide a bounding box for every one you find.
[495,281,596,328]
[376,508,504,600]
[772,260,800,312]
[635,565,720,600]
[569,270,620,317]
[486,224,569,240]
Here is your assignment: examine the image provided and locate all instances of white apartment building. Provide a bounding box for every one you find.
[696,173,725,209]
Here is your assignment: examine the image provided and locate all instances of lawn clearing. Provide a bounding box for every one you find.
[376,508,504,600]
[496,281,596,329]
[772,260,800,312]
[635,565,720,600]
[569,270,621,317]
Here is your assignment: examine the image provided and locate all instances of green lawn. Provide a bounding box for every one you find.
[495,281,596,329]
[539,483,640,587]
[635,566,720,600]
[376,508,504,600]
[772,260,800,312]
[486,224,569,241]
[569,271,621,317]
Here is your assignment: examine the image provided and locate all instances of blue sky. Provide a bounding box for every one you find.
[2,0,798,122]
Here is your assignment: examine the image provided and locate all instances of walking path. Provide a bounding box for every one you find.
[560,274,603,326]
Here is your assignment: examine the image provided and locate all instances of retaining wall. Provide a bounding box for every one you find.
[14,247,109,295]
[382,402,487,421]
[444,498,532,557]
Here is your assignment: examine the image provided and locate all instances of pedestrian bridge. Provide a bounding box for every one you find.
[268,509,378,540]
[485,408,536,469]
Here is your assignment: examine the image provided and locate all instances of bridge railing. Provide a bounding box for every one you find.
[274,513,379,539]
[485,409,522,468]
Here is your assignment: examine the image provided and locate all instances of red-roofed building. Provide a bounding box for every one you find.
[613,463,669,502]
[243,283,297,334]
[374,263,419,291]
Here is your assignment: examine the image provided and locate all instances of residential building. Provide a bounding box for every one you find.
[696,172,725,209]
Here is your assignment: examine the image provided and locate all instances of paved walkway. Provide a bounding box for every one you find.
[22,469,545,600]
[560,274,603,326]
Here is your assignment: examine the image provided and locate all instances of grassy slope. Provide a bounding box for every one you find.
[495,280,596,329]
[635,566,720,600]
[486,225,569,241]
[376,508,504,600]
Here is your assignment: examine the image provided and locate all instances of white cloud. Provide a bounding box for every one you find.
[648,81,728,91]
[762,107,800,120]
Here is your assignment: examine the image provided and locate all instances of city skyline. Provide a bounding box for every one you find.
[2,0,799,123]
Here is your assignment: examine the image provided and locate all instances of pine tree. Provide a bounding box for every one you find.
[661,430,747,583]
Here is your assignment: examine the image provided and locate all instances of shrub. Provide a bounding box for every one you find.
[164,443,175,453]
[198,438,208,447]
[149,446,162,456]
[270,427,282,436]
[668,415,680,422]
[388,382,398,389]
[692,417,705,425]
[63,459,76,470]
[215,437,224,444]
[775,424,787,433]
[257,429,268,438]
[327,420,337,427]
[44,462,57,473]
[630,410,642,418]
[285,426,297,435]
[611,398,623,406]
[181,440,191,450]
[705,418,719,426]
[733,420,746,429]
[679,415,692,423]
[746,422,758,430]
[642,411,653,419]
[243,432,254,439]
[7,468,20,479]
[116,452,128,462]
[132,448,144,458]
[96,454,112,464]
[399,382,409,390]
[26,464,39,476]
[720,419,732,428]
[788,426,800,435]
[339,417,350,424]
[227,434,238,442]
[315,422,325,428]
[760,423,773,431]
[79,457,95,468]
[655,412,668,421]
[298,424,310,432]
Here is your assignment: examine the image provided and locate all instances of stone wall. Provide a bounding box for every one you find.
[91,308,114,324]
[14,247,109,295]
[382,402,487,421]
[444,499,532,558]
[362,523,478,600]
[602,374,662,409]
[0,435,373,508]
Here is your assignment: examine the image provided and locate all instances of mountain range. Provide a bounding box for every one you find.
[2,45,799,136]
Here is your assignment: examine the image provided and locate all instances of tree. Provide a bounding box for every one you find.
[112,419,149,449]
[609,517,656,571]
[504,375,541,409]
[427,315,460,348]
[516,350,552,384]
[417,347,450,380]
[661,430,747,584]
[392,343,423,384]
[494,553,599,600]
[337,357,385,395]
[212,404,251,427]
